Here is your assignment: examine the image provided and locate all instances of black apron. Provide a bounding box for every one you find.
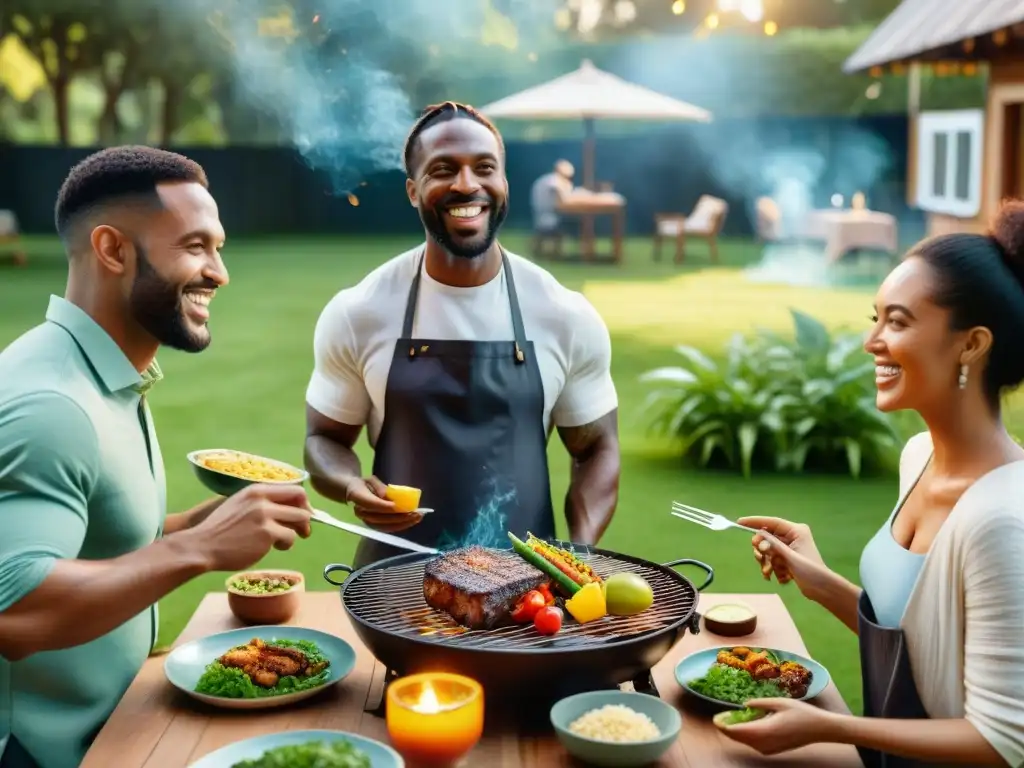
[352,248,556,569]
[856,590,931,768]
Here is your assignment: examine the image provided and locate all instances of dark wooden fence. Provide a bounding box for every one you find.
[0,114,918,239]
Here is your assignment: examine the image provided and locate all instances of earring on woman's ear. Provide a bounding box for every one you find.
[958,364,969,390]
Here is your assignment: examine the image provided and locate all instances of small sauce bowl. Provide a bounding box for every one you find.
[225,569,305,625]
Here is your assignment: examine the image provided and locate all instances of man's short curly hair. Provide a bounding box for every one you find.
[402,101,504,178]
[54,145,208,238]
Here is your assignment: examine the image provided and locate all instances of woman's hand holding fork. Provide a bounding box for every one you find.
[740,515,862,632]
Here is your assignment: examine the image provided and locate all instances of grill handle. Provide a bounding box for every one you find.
[662,557,714,592]
[323,563,354,587]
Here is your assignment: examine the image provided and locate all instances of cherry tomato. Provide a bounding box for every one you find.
[534,606,563,635]
[537,583,556,605]
[511,590,546,623]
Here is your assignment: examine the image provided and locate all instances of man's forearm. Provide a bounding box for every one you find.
[0,531,210,662]
[305,434,363,503]
[565,444,620,544]
[161,497,224,536]
[824,714,1005,765]
[810,568,863,634]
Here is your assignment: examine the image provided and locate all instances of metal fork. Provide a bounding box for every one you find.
[671,501,759,534]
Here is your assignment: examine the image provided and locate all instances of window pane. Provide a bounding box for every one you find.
[955,130,971,200]
[933,132,948,196]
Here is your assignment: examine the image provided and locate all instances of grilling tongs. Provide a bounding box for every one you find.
[310,507,440,555]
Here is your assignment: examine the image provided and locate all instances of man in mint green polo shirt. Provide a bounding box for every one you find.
[0,147,314,768]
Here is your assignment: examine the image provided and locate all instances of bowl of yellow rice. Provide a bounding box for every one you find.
[187,449,309,496]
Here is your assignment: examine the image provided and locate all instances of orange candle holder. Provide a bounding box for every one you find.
[386,672,484,767]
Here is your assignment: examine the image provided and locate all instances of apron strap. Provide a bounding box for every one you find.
[403,247,529,363]
[401,248,426,339]
[500,249,528,364]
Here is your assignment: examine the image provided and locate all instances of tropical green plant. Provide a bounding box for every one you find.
[639,309,902,478]
[767,311,902,477]
[638,338,787,479]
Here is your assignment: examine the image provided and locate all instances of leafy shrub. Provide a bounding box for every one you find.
[639,309,901,478]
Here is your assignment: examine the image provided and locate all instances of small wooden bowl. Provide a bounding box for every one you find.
[226,569,305,625]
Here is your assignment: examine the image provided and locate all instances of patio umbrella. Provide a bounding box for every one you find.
[478,59,712,188]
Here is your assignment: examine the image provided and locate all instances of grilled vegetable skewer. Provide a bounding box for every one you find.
[525,533,602,587]
[508,533,582,596]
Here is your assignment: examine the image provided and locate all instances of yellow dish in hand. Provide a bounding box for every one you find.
[385,484,421,513]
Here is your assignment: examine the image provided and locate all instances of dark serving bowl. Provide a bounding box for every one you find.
[187,448,308,496]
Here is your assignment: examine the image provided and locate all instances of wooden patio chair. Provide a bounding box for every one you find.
[652,194,729,264]
[0,210,26,267]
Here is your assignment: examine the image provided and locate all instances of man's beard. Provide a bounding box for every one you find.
[421,194,508,260]
[128,243,213,353]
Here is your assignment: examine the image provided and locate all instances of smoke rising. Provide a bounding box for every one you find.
[174,0,555,194]
[742,127,895,285]
[606,34,897,284]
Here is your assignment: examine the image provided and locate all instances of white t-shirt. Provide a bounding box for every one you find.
[306,246,618,447]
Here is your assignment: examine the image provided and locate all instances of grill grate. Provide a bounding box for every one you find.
[343,550,698,650]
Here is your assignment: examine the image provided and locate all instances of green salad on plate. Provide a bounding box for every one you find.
[194,638,331,699]
[230,739,370,768]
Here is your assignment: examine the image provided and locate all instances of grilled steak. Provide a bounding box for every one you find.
[423,545,547,630]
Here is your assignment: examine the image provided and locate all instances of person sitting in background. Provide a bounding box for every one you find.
[717,199,1024,767]
[530,159,575,257]
[0,146,313,768]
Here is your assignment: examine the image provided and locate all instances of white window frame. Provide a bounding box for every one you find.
[915,109,984,218]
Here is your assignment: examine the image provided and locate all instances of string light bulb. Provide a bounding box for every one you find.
[764,20,777,35]
[739,0,763,22]
[671,0,685,14]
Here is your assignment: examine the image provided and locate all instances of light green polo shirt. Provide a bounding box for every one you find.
[0,296,166,768]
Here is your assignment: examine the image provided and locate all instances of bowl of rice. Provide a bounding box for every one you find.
[187,448,308,496]
[550,690,681,767]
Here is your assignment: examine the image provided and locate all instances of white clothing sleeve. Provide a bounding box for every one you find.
[305,293,372,425]
[551,294,617,428]
[962,510,1024,767]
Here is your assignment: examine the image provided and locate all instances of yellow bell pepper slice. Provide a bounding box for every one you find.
[565,582,607,624]
[385,484,421,513]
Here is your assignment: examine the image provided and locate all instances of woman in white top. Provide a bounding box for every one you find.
[718,200,1024,767]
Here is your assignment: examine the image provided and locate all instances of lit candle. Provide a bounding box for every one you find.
[386,673,484,767]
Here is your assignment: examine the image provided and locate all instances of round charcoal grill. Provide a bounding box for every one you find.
[323,541,713,701]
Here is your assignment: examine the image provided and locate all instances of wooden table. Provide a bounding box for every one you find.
[81,593,863,767]
[557,192,626,264]
[801,209,898,264]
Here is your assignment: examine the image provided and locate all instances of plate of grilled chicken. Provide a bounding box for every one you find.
[163,626,356,710]
[675,645,830,710]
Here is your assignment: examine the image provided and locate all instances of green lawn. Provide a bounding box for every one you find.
[4,233,1019,716]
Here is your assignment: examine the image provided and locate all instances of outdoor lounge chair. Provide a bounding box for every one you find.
[0,210,26,267]
[652,194,729,264]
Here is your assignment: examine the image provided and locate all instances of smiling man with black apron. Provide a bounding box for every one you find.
[304,102,620,569]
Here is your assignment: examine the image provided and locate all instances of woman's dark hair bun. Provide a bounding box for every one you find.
[990,198,1024,270]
